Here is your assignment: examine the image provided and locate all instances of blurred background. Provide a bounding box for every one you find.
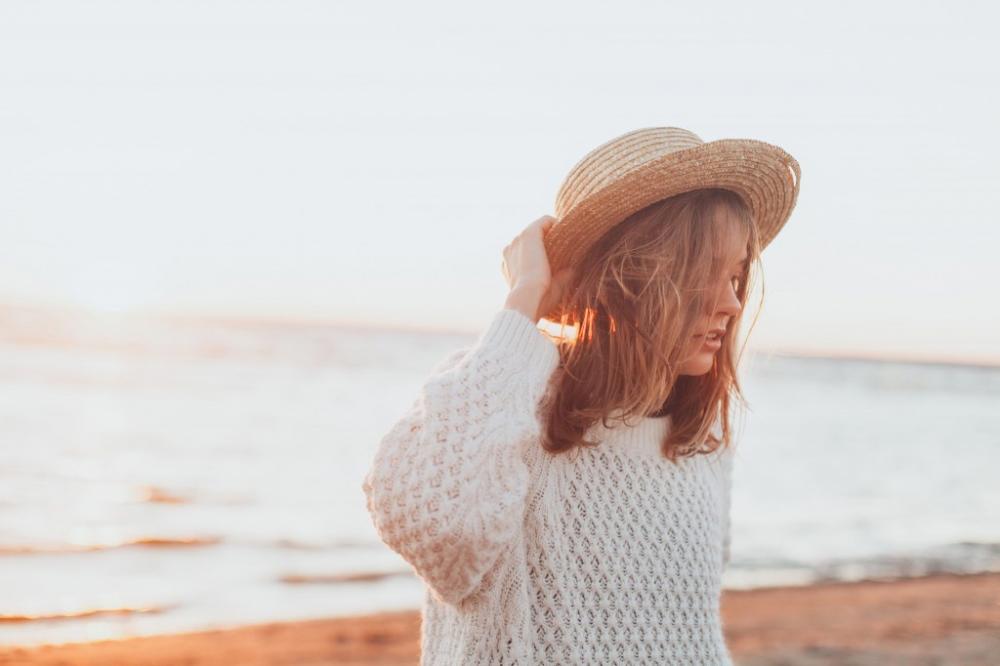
[1,0,998,656]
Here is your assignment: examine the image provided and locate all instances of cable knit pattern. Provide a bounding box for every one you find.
[362,307,736,665]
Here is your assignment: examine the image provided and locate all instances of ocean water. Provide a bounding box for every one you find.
[1,307,998,646]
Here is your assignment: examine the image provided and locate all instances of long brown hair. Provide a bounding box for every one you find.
[539,188,763,463]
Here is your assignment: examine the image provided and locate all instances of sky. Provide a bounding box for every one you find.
[0,1,997,364]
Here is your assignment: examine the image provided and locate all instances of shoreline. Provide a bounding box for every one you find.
[2,571,998,665]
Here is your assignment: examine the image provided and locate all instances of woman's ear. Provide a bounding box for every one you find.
[539,268,577,321]
[554,267,576,290]
[557,268,579,306]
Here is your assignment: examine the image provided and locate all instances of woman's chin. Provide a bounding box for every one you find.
[679,355,715,376]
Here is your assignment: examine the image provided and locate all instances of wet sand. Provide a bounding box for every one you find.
[2,572,998,665]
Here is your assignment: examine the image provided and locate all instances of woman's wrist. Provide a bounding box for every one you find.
[504,285,545,324]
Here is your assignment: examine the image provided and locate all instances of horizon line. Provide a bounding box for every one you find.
[2,300,998,370]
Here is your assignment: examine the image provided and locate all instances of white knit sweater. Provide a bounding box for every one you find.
[362,307,735,665]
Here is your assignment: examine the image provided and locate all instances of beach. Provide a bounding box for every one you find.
[2,571,998,665]
[2,314,998,662]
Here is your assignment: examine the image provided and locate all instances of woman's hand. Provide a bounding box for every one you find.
[501,216,575,323]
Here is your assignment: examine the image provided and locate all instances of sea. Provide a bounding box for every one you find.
[1,306,998,646]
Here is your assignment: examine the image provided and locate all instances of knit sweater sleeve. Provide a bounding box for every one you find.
[361,307,561,607]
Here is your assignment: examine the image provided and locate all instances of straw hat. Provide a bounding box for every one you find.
[542,126,801,319]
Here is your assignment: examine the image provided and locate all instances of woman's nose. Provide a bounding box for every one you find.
[718,282,742,317]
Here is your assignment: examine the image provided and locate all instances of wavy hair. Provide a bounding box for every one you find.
[539,188,763,463]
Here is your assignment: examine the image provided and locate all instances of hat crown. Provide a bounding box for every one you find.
[555,127,704,218]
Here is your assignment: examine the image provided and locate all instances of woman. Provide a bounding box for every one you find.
[362,127,801,665]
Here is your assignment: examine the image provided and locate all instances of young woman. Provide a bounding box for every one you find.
[363,127,801,665]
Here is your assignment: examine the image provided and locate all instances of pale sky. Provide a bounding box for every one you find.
[1,1,997,364]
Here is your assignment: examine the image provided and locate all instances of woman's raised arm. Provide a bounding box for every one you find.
[361,307,560,607]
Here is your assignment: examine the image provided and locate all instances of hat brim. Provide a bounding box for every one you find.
[543,138,801,286]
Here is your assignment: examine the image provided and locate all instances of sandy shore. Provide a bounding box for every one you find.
[2,572,998,665]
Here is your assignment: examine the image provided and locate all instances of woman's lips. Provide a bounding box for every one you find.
[695,335,723,350]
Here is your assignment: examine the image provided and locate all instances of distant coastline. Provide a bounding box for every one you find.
[2,301,996,370]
